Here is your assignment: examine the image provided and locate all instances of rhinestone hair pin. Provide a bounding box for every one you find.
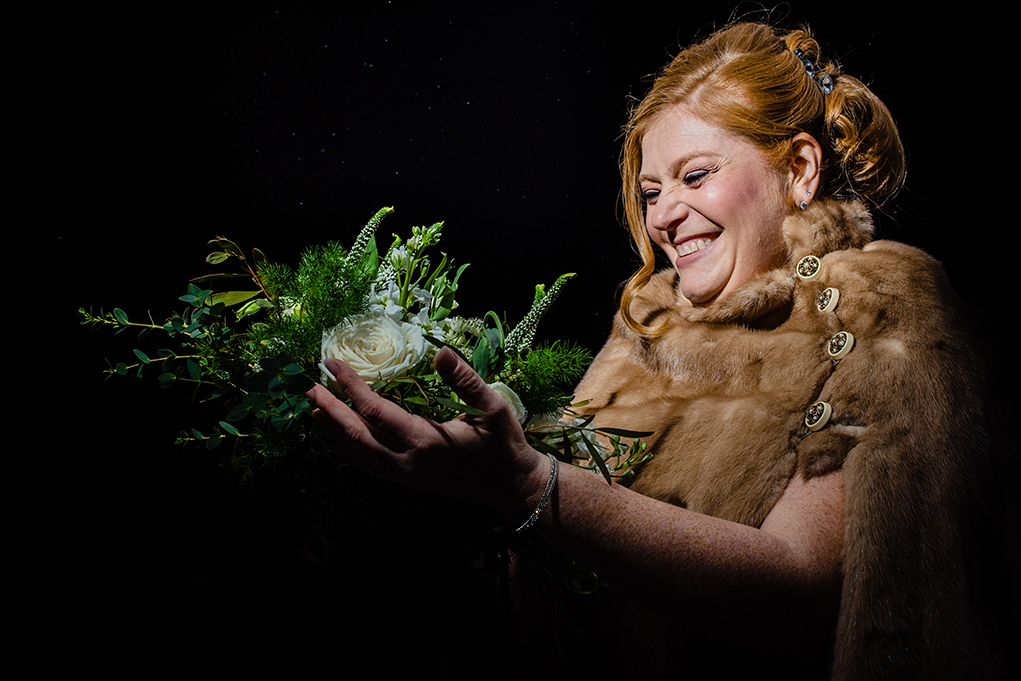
[793,48,835,94]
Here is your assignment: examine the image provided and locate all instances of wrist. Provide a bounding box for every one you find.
[492,444,550,528]
[514,453,558,532]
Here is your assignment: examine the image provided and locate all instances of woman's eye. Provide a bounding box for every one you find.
[683,170,709,185]
[641,188,660,203]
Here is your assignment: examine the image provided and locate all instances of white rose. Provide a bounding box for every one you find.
[320,312,427,389]
[488,382,527,424]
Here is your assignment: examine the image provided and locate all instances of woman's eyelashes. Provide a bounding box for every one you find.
[642,188,660,204]
[642,168,713,202]
[683,168,711,185]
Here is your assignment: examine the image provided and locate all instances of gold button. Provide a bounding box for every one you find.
[817,287,840,312]
[796,255,822,280]
[805,401,832,431]
[827,331,855,360]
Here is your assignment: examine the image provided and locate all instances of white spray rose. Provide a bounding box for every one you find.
[488,382,527,424]
[320,312,426,390]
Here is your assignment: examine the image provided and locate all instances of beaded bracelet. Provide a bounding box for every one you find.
[514,453,558,533]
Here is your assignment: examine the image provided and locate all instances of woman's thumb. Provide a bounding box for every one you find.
[434,347,497,412]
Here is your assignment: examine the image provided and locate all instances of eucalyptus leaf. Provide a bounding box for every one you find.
[206,251,231,264]
[247,372,272,392]
[226,404,250,421]
[244,393,269,410]
[113,308,129,325]
[219,421,241,436]
[268,375,288,396]
[187,358,202,381]
[133,349,151,364]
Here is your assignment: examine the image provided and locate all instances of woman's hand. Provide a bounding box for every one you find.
[306,347,547,520]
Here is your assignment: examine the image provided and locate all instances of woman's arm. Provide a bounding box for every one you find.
[544,452,843,651]
[308,348,843,652]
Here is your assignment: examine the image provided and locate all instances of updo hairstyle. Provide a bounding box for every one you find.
[619,22,906,336]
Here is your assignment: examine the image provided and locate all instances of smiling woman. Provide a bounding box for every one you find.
[306,18,1015,681]
[639,107,796,304]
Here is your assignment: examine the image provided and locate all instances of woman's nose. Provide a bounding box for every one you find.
[648,192,688,233]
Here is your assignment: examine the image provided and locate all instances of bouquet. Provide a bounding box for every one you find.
[80,207,650,588]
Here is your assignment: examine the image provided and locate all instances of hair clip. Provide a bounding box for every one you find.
[793,48,834,94]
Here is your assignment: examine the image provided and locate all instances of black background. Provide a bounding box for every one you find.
[10,1,993,676]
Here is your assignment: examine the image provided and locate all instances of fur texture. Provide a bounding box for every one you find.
[574,200,1017,679]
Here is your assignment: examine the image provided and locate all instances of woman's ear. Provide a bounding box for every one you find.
[790,132,823,209]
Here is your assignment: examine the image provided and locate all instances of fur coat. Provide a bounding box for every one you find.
[573,200,1018,680]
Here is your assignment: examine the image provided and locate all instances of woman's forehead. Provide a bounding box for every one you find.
[639,108,750,175]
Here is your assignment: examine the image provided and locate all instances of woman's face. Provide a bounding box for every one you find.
[639,105,792,305]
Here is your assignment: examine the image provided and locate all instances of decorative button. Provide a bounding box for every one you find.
[805,401,832,432]
[817,287,840,312]
[796,255,822,280]
[827,331,855,360]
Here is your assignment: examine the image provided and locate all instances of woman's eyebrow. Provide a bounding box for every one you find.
[639,151,711,183]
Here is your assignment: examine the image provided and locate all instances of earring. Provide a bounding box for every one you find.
[800,200,808,210]
[807,189,812,197]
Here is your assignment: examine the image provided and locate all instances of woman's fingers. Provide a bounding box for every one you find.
[433,347,504,417]
[322,358,419,435]
[307,382,389,453]
[308,351,540,509]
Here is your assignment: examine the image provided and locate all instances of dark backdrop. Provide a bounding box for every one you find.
[10,2,988,676]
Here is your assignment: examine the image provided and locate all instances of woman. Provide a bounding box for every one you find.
[308,21,1016,680]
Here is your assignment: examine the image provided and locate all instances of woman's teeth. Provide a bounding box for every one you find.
[678,236,715,256]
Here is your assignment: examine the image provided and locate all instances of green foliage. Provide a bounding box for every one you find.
[509,341,591,417]
[249,239,376,367]
[81,205,656,606]
[79,210,394,476]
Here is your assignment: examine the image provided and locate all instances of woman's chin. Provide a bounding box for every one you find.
[676,271,727,306]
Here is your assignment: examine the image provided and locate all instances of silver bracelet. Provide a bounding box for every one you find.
[514,453,558,533]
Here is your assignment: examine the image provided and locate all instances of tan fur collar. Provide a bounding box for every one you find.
[671,199,874,323]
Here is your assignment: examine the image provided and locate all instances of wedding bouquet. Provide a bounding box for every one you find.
[80,207,650,589]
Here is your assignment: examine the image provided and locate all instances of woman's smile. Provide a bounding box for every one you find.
[674,233,718,259]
